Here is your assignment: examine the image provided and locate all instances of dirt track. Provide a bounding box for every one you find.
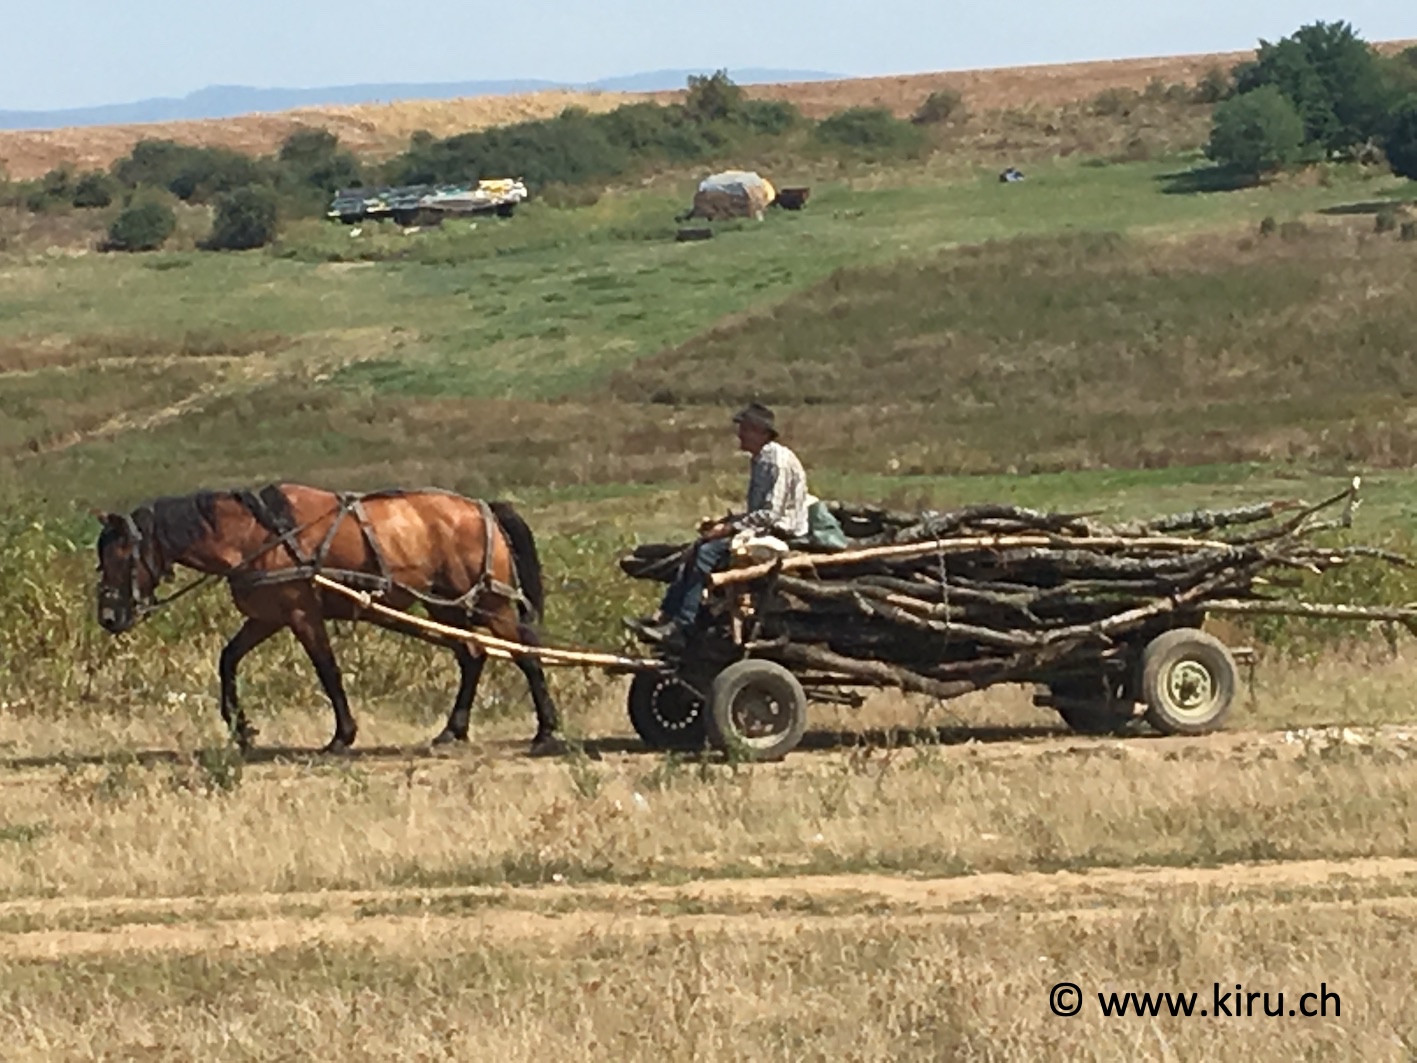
[5,855,1416,962]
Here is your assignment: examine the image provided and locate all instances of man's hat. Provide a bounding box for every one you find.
[732,402,778,437]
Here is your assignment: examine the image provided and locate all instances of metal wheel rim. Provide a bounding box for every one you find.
[1165,659,1217,719]
[728,688,792,749]
[651,677,704,733]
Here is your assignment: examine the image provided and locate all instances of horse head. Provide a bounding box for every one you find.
[94,508,165,633]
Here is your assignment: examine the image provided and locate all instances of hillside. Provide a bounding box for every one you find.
[3,40,1410,181]
[0,69,845,131]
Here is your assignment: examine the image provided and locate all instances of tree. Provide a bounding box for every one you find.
[113,138,265,202]
[1205,86,1306,178]
[278,127,362,192]
[684,69,743,124]
[1385,96,1417,179]
[1234,21,1392,155]
[206,186,278,250]
[105,202,176,251]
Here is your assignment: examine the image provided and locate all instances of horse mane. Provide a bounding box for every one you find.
[106,484,299,562]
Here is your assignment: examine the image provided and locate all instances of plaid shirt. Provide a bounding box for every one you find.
[736,440,811,539]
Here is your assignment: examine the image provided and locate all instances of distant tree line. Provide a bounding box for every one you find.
[1204,21,1417,181]
[1,72,945,253]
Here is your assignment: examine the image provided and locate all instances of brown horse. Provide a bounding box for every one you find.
[94,482,563,756]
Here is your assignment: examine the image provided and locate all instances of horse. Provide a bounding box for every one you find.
[93,482,563,756]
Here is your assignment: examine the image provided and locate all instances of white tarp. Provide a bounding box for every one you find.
[698,170,775,201]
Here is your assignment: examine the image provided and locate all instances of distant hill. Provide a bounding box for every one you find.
[0,69,845,131]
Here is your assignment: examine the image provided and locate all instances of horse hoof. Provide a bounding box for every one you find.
[323,737,355,755]
[430,729,467,747]
[529,734,566,758]
[234,725,259,751]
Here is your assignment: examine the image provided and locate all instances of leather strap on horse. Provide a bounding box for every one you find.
[232,490,532,622]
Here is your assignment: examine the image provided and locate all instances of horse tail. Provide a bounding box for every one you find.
[488,500,545,626]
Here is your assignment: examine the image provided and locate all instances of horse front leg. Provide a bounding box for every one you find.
[219,618,280,750]
[287,610,358,753]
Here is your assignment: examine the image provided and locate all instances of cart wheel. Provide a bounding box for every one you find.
[1054,701,1132,735]
[706,659,808,761]
[1139,628,1238,736]
[627,672,708,750]
[1047,678,1136,735]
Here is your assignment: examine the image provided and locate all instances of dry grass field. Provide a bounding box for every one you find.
[3,643,1417,1060]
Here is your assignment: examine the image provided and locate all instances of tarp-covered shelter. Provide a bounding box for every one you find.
[690,170,777,220]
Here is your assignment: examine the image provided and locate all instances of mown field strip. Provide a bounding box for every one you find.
[2,856,1415,961]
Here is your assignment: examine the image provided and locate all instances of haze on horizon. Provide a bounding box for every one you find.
[4,0,1412,112]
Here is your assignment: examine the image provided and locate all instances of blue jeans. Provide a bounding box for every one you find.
[660,539,732,629]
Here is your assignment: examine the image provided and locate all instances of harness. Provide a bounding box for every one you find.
[111,487,532,625]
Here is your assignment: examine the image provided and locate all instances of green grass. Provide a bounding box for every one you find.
[1,154,1413,512]
[3,149,1417,669]
[2,157,1408,410]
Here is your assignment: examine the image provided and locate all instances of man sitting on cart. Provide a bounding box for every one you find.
[628,402,833,652]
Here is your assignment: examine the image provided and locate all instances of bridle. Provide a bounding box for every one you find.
[97,510,219,626]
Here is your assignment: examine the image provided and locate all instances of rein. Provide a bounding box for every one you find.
[113,505,330,622]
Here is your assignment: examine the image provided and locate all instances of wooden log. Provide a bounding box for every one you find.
[707,533,1248,588]
[771,643,979,701]
[313,575,655,670]
[1202,599,1417,624]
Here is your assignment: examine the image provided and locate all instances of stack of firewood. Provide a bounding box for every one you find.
[618,481,1411,697]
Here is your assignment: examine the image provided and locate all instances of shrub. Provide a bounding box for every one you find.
[71,170,118,209]
[1193,66,1234,104]
[105,202,177,252]
[1205,86,1307,178]
[206,186,278,250]
[1091,88,1139,117]
[1375,206,1399,233]
[813,107,925,153]
[683,70,744,124]
[736,98,802,136]
[912,88,966,125]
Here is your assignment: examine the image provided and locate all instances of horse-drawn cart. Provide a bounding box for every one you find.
[113,478,1412,761]
[612,478,1417,760]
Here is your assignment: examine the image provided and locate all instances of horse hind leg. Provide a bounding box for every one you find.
[287,609,358,754]
[507,620,564,757]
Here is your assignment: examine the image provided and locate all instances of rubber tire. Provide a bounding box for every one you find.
[1054,701,1132,735]
[627,672,708,751]
[1139,628,1238,736]
[706,659,808,761]
[1049,678,1135,735]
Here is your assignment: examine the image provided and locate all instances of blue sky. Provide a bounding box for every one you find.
[5,1,1412,111]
